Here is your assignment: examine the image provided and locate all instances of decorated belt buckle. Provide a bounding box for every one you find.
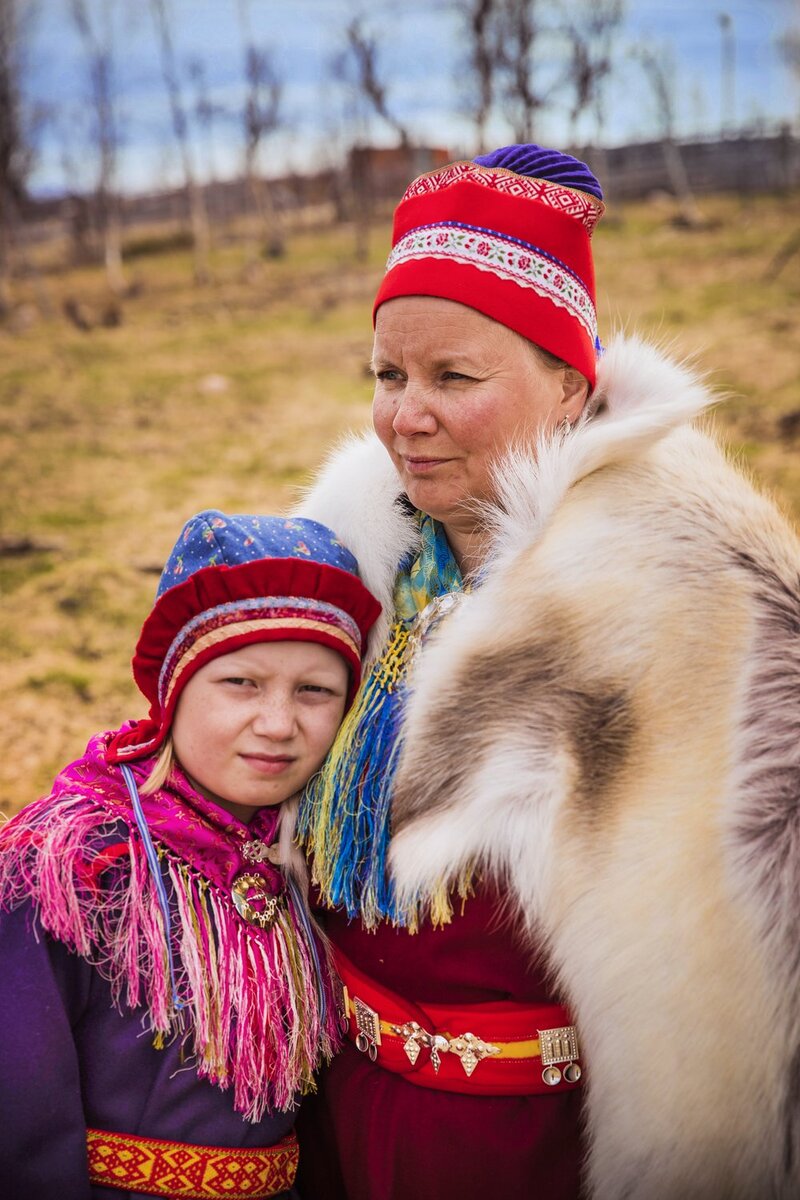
[390,1020,432,1069]
[538,1025,581,1087]
[231,873,282,930]
[447,1031,501,1078]
[353,996,382,1062]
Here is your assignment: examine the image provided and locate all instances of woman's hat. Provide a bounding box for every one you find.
[373,143,604,387]
[106,511,381,763]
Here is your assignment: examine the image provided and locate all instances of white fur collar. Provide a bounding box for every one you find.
[293,335,715,653]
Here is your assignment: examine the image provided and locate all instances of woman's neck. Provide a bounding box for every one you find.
[442,521,490,579]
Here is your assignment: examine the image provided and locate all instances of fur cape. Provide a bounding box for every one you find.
[297,336,800,1199]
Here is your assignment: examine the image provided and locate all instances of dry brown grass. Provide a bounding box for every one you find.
[2,190,799,813]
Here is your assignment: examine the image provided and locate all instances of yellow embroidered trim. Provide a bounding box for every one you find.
[164,617,358,706]
[86,1128,298,1199]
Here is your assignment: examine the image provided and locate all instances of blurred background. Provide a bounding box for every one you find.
[1,0,799,812]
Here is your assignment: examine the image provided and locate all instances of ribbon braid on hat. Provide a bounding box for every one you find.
[106,511,381,764]
[373,143,604,387]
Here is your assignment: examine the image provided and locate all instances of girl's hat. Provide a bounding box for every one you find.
[373,143,604,387]
[106,511,381,763]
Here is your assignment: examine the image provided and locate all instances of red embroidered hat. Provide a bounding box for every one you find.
[106,512,381,764]
[373,144,605,387]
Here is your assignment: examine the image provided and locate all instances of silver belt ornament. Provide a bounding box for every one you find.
[345,990,581,1084]
[538,1025,582,1085]
[389,1020,501,1077]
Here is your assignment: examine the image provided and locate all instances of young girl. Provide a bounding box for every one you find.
[0,510,380,1200]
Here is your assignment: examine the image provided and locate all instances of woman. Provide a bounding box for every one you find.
[294,145,800,1199]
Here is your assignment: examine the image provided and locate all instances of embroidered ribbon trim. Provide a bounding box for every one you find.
[387,222,598,341]
[86,1128,298,1199]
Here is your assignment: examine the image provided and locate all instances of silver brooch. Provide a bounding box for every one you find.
[242,840,282,865]
[405,592,465,662]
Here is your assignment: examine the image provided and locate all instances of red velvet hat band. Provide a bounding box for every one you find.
[106,556,381,764]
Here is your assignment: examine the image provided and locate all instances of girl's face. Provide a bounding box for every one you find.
[171,641,349,823]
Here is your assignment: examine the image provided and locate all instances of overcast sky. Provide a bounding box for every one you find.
[22,0,800,196]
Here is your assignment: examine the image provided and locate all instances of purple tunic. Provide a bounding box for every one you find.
[0,897,299,1200]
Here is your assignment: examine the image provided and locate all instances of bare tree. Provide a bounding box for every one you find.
[150,0,211,283]
[236,0,284,265]
[343,16,410,147]
[561,0,624,145]
[495,0,550,144]
[0,0,37,315]
[777,26,800,124]
[633,44,701,227]
[458,0,502,153]
[188,57,221,188]
[69,0,125,294]
[331,14,410,262]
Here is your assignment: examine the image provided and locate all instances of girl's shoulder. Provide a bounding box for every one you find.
[0,760,134,924]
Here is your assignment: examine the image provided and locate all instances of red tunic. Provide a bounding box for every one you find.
[297,883,584,1199]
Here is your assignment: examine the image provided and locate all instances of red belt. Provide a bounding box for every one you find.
[334,947,583,1097]
[86,1128,298,1199]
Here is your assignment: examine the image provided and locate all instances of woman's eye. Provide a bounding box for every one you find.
[223,677,253,687]
[300,683,332,695]
[375,368,402,382]
[443,370,471,381]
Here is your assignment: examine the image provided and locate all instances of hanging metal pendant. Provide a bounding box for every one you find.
[353,996,381,1062]
[405,592,466,664]
[231,873,281,929]
[538,1025,581,1089]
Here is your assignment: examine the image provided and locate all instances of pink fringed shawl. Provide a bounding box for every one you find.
[0,728,340,1121]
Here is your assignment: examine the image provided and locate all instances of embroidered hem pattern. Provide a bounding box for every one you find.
[86,1128,299,1200]
[387,222,598,342]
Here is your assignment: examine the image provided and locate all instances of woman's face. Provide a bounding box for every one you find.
[372,296,587,530]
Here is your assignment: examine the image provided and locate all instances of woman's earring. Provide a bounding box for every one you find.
[560,415,572,435]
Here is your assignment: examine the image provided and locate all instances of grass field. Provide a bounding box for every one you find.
[2,189,799,813]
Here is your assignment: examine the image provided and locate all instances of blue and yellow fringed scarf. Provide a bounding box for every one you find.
[297,512,466,930]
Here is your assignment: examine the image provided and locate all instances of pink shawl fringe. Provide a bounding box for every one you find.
[0,789,340,1121]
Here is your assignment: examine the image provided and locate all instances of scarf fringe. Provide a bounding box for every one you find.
[0,791,339,1122]
[298,623,407,928]
[299,622,462,930]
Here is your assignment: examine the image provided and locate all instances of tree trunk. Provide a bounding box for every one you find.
[661,138,702,228]
[0,185,14,316]
[187,178,211,285]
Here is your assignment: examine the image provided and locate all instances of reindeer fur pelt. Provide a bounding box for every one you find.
[296,336,800,1199]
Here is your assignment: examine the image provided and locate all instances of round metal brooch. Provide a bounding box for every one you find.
[231,873,282,930]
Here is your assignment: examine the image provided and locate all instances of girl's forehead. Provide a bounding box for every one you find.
[203,641,346,675]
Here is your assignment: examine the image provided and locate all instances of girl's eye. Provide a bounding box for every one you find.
[223,677,254,687]
[299,683,333,695]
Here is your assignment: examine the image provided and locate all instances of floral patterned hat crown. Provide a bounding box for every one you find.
[373,143,605,387]
[106,511,381,764]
